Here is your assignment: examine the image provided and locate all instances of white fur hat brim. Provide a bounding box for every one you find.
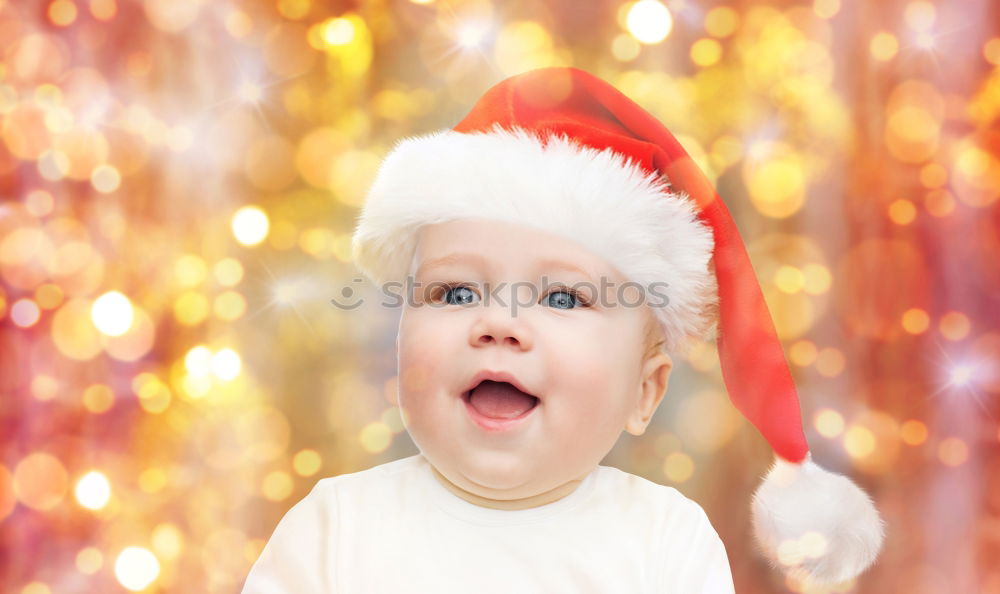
[351,125,718,352]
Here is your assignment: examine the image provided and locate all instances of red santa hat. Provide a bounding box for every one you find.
[351,67,884,585]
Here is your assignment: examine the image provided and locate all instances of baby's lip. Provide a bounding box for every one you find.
[461,370,538,400]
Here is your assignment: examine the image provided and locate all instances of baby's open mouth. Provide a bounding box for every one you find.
[463,380,539,420]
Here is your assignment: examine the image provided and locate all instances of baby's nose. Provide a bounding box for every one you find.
[468,301,533,351]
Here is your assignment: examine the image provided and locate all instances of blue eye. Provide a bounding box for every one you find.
[442,285,479,305]
[544,289,586,310]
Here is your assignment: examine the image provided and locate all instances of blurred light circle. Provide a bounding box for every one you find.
[104,306,155,361]
[904,1,935,31]
[90,0,117,21]
[789,340,818,367]
[690,38,722,67]
[662,452,694,483]
[232,206,270,246]
[185,346,213,377]
[76,547,104,574]
[91,164,122,193]
[610,34,640,62]
[814,409,845,438]
[52,299,103,360]
[11,299,40,327]
[20,583,50,594]
[174,254,207,287]
[35,283,64,309]
[888,199,917,225]
[143,0,202,32]
[74,471,111,510]
[815,347,845,377]
[870,31,898,61]
[843,425,876,459]
[152,523,185,560]
[939,311,970,341]
[938,437,968,466]
[323,18,355,45]
[262,471,293,501]
[359,422,392,453]
[91,290,133,336]
[7,33,69,86]
[743,148,806,218]
[13,452,68,511]
[675,390,740,453]
[495,21,560,76]
[49,0,78,26]
[901,308,930,334]
[214,291,246,321]
[900,420,928,445]
[82,384,115,413]
[174,291,210,326]
[293,449,322,476]
[705,7,738,37]
[114,547,160,591]
[213,258,244,286]
[626,1,673,44]
[211,348,242,381]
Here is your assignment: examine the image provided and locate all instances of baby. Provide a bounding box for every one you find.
[241,67,883,593]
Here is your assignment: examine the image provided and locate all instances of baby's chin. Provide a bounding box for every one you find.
[440,452,587,500]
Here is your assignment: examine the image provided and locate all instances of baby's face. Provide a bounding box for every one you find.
[395,218,671,502]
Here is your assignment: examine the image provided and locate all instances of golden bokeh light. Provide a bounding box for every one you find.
[75,546,104,574]
[870,32,899,61]
[359,422,393,453]
[843,425,877,459]
[662,452,695,483]
[789,340,818,367]
[152,523,185,560]
[14,452,69,511]
[74,470,112,510]
[888,199,917,225]
[114,546,160,591]
[91,290,134,336]
[939,311,971,341]
[901,308,930,334]
[262,471,294,501]
[705,7,739,38]
[814,409,845,438]
[626,1,673,44]
[900,420,928,446]
[743,144,807,219]
[937,437,968,466]
[232,206,270,247]
[293,449,323,477]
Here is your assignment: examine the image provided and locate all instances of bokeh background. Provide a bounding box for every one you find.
[1,0,999,592]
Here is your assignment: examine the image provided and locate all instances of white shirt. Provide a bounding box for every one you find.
[241,454,734,593]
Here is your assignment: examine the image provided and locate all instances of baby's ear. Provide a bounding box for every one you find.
[624,352,672,436]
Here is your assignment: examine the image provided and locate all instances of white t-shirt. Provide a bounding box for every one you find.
[241,454,734,593]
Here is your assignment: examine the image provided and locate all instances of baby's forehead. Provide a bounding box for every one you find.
[409,220,618,279]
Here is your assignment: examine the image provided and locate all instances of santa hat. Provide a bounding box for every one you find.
[351,67,884,585]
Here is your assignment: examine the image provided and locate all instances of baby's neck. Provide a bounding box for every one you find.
[429,464,584,510]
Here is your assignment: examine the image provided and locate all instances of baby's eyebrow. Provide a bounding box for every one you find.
[534,258,597,284]
[415,253,488,277]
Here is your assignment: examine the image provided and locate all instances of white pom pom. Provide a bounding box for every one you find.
[750,454,885,585]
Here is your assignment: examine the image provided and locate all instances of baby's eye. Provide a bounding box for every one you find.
[440,284,480,305]
[543,288,588,310]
